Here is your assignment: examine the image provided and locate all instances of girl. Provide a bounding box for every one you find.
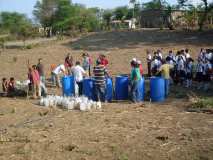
[2,78,8,93]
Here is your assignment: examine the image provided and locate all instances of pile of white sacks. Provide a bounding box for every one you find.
[39,95,101,111]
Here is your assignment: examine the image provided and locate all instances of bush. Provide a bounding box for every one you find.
[191,98,213,109]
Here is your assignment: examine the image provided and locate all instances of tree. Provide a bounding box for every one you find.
[114,6,129,20]
[178,0,213,31]
[34,0,100,34]
[130,0,137,18]
[142,0,168,10]
[0,12,33,36]
[33,0,58,28]
[103,10,113,30]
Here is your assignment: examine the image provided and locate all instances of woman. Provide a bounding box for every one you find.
[65,53,73,74]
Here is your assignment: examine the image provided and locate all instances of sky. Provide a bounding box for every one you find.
[0,0,207,19]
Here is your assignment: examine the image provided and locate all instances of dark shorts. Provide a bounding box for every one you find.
[186,73,192,79]
[196,72,203,82]
[203,74,210,82]
[177,70,186,79]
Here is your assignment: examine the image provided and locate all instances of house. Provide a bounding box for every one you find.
[140,9,213,29]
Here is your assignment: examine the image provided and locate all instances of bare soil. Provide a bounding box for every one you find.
[0,29,213,160]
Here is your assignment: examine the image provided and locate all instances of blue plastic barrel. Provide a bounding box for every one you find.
[62,76,75,96]
[115,75,129,100]
[150,77,165,102]
[138,77,145,101]
[83,78,94,100]
[105,77,113,102]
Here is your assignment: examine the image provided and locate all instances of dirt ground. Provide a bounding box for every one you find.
[0,29,213,160]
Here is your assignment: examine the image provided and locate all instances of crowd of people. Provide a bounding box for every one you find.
[1,48,212,103]
[147,48,213,91]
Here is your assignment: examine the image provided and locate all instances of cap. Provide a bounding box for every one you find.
[137,60,141,64]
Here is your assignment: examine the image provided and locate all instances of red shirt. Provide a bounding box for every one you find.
[8,81,15,92]
[101,58,109,66]
[139,64,143,75]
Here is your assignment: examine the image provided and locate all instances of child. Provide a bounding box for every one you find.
[29,65,41,98]
[186,58,194,88]
[2,78,8,93]
[177,55,186,85]
[7,77,16,97]
[196,59,204,89]
[203,59,212,91]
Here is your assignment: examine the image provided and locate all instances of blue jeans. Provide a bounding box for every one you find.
[130,80,140,103]
[94,84,106,102]
[165,79,170,97]
[51,72,56,86]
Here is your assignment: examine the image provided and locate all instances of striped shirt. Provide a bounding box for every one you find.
[93,65,106,86]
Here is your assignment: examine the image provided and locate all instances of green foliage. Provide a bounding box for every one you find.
[183,6,198,29]
[142,0,168,10]
[103,10,113,30]
[191,98,213,109]
[114,6,129,20]
[34,0,101,33]
[178,0,213,31]
[0,12,33,35]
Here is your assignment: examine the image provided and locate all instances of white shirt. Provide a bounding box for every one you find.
[177,59,185,71]
[196,63,204,73]
[53,64,66,75]
[185,53,191,59]
[151,59,161,69]
[71,65,85,82]
[203,63,212,75]
[158,53,163,59]
[186,62,192,73]
[206,52,212,61]
[147,54,152,62]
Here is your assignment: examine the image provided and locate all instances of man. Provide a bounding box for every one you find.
[71,61,86,96]
[52,64,66,88]
[130,60,141,103]
[37,58,45,84]
[82,53,90,76]
[158,60,173,97]
[93,60,108,102]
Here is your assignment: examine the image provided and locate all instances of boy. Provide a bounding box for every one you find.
[2,78,8,93]
[196,59,204,89]
[203,59,212,91]
[186,58,194,88]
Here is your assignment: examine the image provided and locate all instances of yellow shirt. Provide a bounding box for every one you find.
[159,64,173,79]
